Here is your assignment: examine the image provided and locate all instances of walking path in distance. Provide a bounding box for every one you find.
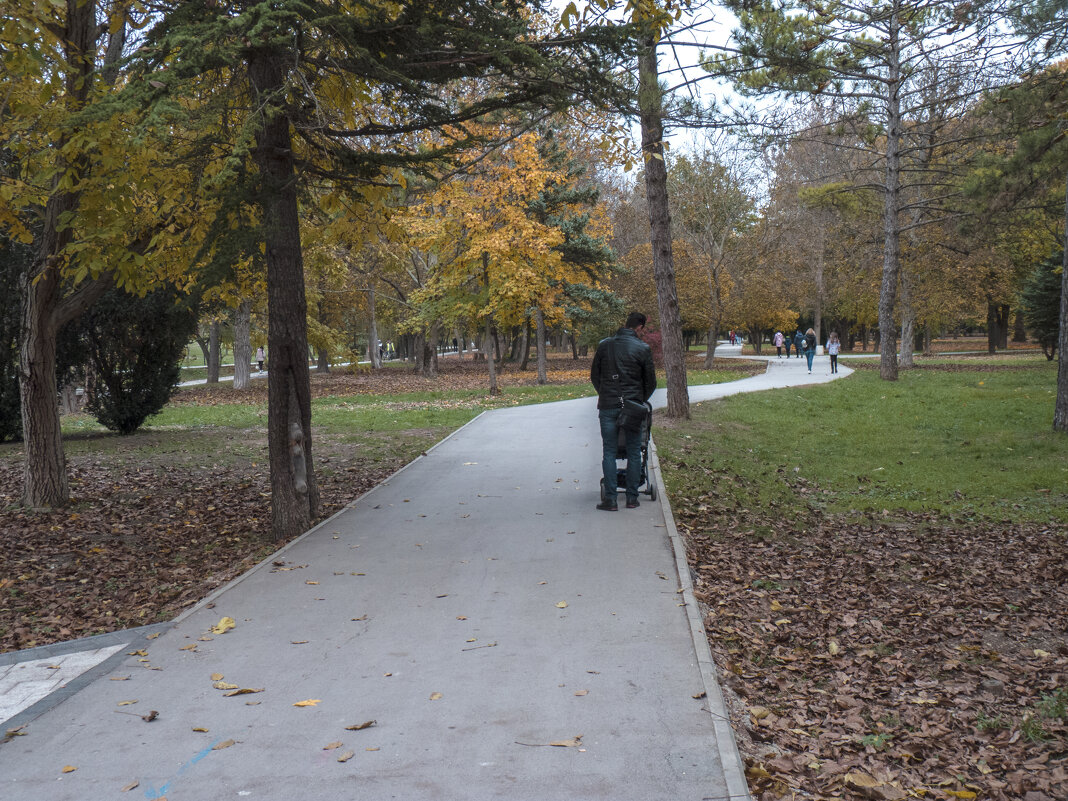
[1,344,848,800]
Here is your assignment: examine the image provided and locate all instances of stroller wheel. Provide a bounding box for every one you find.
[648,481,657,501]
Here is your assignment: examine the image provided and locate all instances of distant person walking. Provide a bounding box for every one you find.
[773,330,784,358]
[256,346,265,372]
[783,334,792,359]
[827,332,841,374]
[804,328,817,373]
[794,329,805,359]
[591,312,656,511]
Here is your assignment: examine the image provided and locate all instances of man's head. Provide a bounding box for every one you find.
[625,312,647,331]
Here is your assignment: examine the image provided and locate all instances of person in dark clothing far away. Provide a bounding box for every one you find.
[590,312,657,511]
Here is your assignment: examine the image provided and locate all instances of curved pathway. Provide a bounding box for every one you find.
[0,346,849,800]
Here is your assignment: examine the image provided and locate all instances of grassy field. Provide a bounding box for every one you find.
[655,360,1065,524]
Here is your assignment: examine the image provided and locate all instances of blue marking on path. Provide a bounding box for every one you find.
[143,738,223,799]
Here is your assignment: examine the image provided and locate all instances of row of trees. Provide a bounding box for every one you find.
[2,0,1066,543]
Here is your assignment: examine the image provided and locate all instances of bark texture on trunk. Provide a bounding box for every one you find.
[249,46,318,540]
[233,300,252,390]
[367,288,381,369]
[877,3,902,381]
[638,35,688,418]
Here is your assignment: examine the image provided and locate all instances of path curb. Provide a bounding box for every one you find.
[650,438,753,800]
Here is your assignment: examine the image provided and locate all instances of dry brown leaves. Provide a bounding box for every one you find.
[675,473,1068,801]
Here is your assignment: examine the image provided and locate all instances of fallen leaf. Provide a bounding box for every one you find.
[549,735,583,747]
[323,741,343,750]
[293,699,321,707]
[141,710,158,722]
[210,617,236,635]
[127,649,147,657]
[110,676,131,681]
[212,681,239,690]
[117,700,138,706]
[213,739,236,750]
[944,793,977,800]
[192,727,209,732]
[337,750,355,763]
[345,721,376,731]
[121,780,139,791]
[222,688,264,697]
[305,581,319,585]
[429,692,443,701]
[210,673,224,681]
[291,640,309,645]
[366,747,380,752]
[180,643,197,651]
[574,690,588,697]
[62,766,77,773]
[556,601,568,608]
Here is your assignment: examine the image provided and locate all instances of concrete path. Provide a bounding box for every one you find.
[0,346,847,800]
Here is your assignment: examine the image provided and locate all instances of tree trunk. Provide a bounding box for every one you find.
[1054,170,1068,432]
[316,349,330,372]
[536,309,547,385]
[1013,310,1027,343]
[18,0,100,509]
[519,316,531,373]
[233,300,252,389]
[207,319,221,383]
[986,299,999,354]
[998,304,1010,350]
[485,318,499,395]
[421,322,439,377]
[638,35,688,417]
[367,287,381,369]
[703,323,718,368]
[248,45,318,540]
[877,3,902,381]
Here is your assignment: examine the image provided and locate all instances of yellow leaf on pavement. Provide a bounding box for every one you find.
[293,699,321,707]
[337,750,355,763]
[345,721,376,731]
[555,601,568,608]
[210,617,236,635]
[323,741,343,750]
[61,766,77,773]
[210,673,224,681]
[213,681,239,690]
[429,692,443,701]
[222,688,264,697]
[213,739,236,750]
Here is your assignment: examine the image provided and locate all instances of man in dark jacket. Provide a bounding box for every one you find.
[590,312,657,510]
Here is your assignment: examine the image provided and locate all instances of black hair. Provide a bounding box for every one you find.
[625,312,646,329]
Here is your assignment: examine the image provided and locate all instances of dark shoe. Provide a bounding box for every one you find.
[596,501,618,511]
[626,498,640,509]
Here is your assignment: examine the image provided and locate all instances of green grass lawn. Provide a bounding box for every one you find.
[654,362,1066,525]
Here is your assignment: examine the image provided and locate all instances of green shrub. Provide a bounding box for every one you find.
[72,285,199,434]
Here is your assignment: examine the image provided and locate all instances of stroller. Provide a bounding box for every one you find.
[599,401,657,503]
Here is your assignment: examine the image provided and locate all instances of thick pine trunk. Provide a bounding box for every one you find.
[638,35,688,417]
[878,5,902,381]
[249,46,317,540]
[233,300,252,390]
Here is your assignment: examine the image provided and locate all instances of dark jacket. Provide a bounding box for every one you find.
[805,332,816,351]
[591,327,656,410]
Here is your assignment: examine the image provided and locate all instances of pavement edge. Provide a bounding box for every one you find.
[649,438,753,801]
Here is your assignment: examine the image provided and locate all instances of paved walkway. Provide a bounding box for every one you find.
[0,346,848,800]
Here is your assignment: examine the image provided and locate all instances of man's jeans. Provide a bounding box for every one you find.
[599,407,643,502]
